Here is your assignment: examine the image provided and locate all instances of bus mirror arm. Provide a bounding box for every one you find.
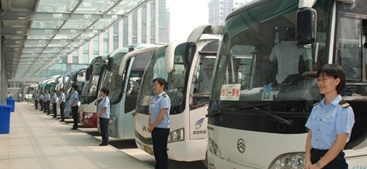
[132,112,136,117]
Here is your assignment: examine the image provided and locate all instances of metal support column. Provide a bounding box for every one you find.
[0,35,8,104]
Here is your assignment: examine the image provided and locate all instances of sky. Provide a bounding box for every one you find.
[166,0,210,41]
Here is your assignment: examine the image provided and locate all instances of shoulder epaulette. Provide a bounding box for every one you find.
[162,94,167,97]
[339,99,350,108]
[313,102,319,106]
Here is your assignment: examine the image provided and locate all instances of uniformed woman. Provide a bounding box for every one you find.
[96,87,110,146]
[305,64,355,169]
[148,78,171,169]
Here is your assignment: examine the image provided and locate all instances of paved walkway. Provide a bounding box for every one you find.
[0,102,153,169]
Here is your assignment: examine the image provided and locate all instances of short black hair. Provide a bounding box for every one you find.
[153,78,168,90]
[317,64,346,94]
[72,84,78,90]
[100,87,109,96]
[59,89,64,92]
[284,27,295,40]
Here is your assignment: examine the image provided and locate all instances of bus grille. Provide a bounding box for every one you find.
[135,131,152,145]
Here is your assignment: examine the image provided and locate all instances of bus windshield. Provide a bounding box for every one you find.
[100,52,127,104]
[137,45,189,115]
[64,74,75,101]
[82,63,105,103]
[209,0,332,133]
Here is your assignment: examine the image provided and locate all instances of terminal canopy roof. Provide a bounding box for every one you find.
[0,0,149,78]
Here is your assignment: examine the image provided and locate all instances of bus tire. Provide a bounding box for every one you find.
[202,152,208,168]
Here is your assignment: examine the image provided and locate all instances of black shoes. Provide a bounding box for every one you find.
[59,120,64,122]
[99,143,108,146]
[70,128,77,130]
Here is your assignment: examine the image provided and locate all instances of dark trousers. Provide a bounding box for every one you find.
[40,100,43,111]
[60,102,65,121]
[99,117,109,144]
[152,128,170,169]
[46,101,50,114]
[52,103,57,117]
[71,106,79,129]
[43,101,47,113]
[35,100,38,109]
[311,149,348,169]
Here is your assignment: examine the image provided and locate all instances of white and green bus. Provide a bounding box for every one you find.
[134,25,223,161]
[207,0,367,168]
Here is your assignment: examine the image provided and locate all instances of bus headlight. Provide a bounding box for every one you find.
[168,128,184,143]
[269,153,305,169]
[208,137,223,159]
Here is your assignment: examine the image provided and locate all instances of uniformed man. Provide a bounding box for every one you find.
[34,91,39,109]
[51,90,58,118]
[70,84,79,130]
[44,90,51,115]
[97,87,110,146]
[39,92,44,111]
[269,27,309,84]
[59,89,66,122]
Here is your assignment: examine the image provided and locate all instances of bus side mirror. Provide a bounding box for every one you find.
[184,42,196,67]
[107,57,115,71]
[86,67,91,81]
[296,7,317,44]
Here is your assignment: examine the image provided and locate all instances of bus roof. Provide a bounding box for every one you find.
[109,47,129,58]
[118,46,163,75]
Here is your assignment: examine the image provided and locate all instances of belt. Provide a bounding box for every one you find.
[311,148,329,152]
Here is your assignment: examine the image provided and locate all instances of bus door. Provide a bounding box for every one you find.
[335,13,367,150]
[189,55,216,140]
[122,52,151,135]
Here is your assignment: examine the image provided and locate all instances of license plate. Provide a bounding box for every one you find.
[144,145,153,155]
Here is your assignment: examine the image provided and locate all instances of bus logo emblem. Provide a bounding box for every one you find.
[142,126,147,132]
[237,138,246,153]
[195,118,205,129]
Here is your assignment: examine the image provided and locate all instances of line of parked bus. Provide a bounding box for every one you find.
[25,0,367,168]
[25,24,222,164]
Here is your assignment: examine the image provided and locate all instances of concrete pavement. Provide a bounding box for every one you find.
[0,102,153,169]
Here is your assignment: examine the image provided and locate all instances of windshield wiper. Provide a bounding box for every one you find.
[206,105,293,126]
[206,106,260,118]
[206,109,224,118]
[248,104,293,126]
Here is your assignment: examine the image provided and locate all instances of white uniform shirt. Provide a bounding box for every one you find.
[269,41,308,84]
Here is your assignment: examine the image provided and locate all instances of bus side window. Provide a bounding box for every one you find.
[230,45,255,89]
[363,20,367,81]
[337,17,361,81]
[337,17,367,96]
